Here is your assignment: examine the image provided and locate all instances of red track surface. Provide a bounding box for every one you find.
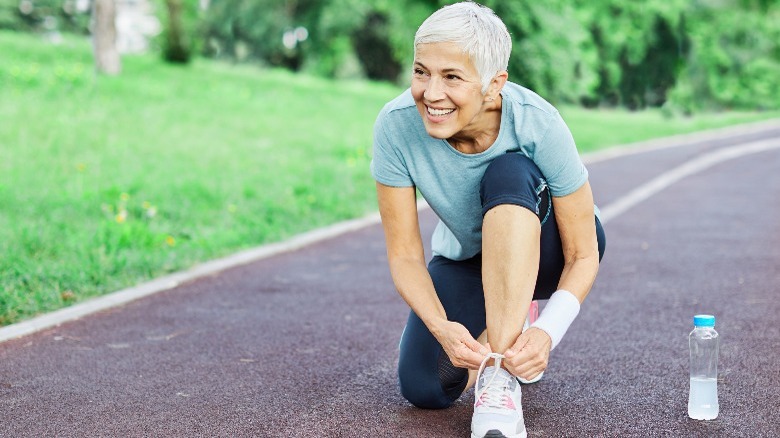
[2,124,779,437]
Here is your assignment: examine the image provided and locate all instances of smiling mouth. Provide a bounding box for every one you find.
[426,106,455,117]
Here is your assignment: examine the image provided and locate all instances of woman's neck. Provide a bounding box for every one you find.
[447,96,503,154]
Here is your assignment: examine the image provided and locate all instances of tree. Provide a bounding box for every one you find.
[579,0,688,109]
[484,0,599,105]
[351,11,401,81]
[667,0,780,112]
[92,0,121,75]
[163,0,191,63]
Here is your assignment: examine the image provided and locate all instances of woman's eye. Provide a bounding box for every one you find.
[413,68,426,76]
[446,74,461,80]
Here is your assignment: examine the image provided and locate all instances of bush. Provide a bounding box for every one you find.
[667,0,780,112]
[485,0,598,105]
[199,0,434,82]
[0,0,90,34]
[200,0,329,70]
[577,0,689,109]
[6,0,775,111]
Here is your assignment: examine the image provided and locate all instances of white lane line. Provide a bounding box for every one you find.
[599,138,780,224]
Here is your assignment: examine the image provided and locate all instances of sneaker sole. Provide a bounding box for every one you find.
[471,430,528,438]
[517,371,543,385]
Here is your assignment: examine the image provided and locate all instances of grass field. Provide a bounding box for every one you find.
[1,30,778,325]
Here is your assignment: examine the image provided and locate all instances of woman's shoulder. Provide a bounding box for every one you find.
[375,88,425,140]
[502,82,559,118]
[502,81,568,144]
[378,88,417,120]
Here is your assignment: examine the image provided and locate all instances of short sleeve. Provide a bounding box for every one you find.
[531,112,588,197]
[370,111,414,187]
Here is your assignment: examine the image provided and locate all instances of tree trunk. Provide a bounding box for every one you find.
[93,0,121,75]
[164,0,190,63]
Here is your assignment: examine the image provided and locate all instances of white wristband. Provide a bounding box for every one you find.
[530,289,580,351]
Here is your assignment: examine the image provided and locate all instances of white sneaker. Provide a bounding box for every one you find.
[471,354,527,438]
[518,300,543,385]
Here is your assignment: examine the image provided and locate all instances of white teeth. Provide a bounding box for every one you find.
[427,106,455,116]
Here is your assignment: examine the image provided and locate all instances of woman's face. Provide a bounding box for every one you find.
[411,42,491,140]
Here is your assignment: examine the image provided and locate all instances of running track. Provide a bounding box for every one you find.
[1,121,779,437]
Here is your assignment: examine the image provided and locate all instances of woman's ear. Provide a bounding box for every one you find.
[489,71,509,99]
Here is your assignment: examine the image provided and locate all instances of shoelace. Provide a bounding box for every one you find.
[475,352,512,409]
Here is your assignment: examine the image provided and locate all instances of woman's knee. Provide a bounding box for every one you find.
[398,373,454,409]
[398,356,464,409]
[480,153,548,220]
[398,325,465,409]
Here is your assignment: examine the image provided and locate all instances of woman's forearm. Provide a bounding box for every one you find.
[528,252,599,351]
[388,256,448,336]
[556,252,600,303]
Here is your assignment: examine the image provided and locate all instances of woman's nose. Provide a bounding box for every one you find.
[424,76,445,101]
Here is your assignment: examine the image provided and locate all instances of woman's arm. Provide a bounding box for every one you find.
[376,182,443,327]
[503,181,600,379]
[376,182,487,369]
[553,180,600,302]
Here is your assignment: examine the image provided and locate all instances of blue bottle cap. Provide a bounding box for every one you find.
[693,314,716,327]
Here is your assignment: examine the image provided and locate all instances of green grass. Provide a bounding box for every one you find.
[1,31,778,325]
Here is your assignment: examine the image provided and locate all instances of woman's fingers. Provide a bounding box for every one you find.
[447,343,482,369]
[450,347,482,369]
[440,321,489,370]
[464,334,490,356]
[503,327,551,377]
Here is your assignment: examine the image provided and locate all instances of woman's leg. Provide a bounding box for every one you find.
[479,153,607,355]
[480,153,549,357]
[397,255,486,409]
[398,153,607,408]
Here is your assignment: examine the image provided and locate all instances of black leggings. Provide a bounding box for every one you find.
[397,153,606,409]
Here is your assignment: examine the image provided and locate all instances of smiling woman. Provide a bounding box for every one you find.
[370,2,606,438]
[411,42,505,153]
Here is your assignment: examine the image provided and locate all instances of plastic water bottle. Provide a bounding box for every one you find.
[688,314,719,420]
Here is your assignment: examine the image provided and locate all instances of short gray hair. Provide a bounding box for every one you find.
[414,2,511,93]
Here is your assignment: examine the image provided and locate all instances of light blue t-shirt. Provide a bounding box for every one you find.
[371,81,591,261]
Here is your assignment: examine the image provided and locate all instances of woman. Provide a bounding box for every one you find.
[371,2,606,438]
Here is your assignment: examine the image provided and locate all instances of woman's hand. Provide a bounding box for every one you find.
[503,327,551,380]
[378,183,489,370]
[433,320,490,370]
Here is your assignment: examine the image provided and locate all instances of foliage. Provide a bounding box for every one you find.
[156,0,202,63]
[352,0,438,81]
[576,0,689,109]
[199,0,435,81]
[200,0,330,71]
[483,0,598,105]
[1,0,779,109]
[667,0,780,113]
[0,0,90,33]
